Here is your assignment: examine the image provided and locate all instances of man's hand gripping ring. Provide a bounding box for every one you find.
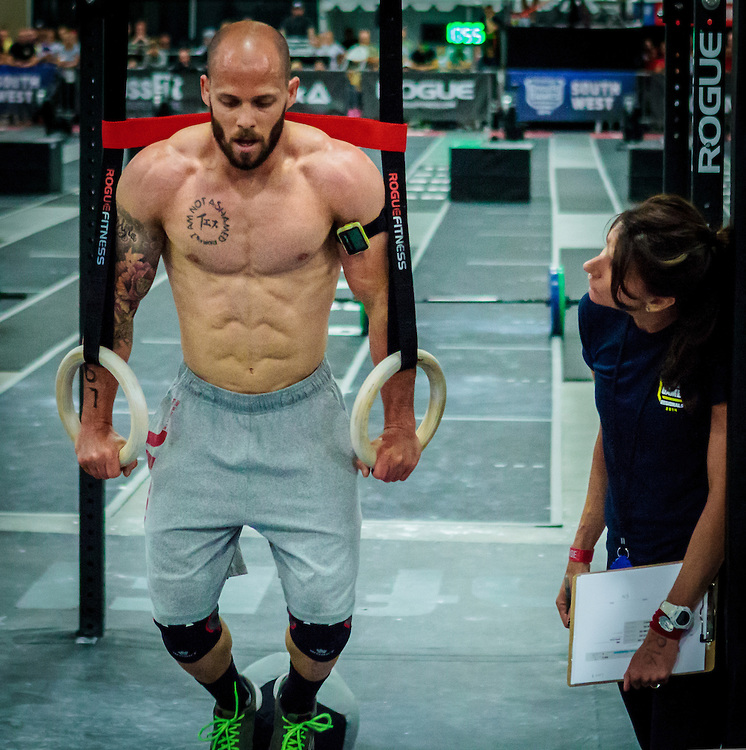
[350,349,446,468]
[55,345,149,467]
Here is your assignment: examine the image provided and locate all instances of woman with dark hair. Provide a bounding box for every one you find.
[556,194,731,749]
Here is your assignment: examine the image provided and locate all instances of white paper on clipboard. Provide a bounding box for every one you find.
[568,562,710,686]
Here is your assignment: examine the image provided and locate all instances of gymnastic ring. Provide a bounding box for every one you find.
[55,345,149,467]
[350,349,446,469]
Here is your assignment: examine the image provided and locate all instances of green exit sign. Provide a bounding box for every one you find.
[446,22,486,45]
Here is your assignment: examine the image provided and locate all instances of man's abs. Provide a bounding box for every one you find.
[168,254,340,394]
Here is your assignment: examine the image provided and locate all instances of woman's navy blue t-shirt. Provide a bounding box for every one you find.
[578,294,726,568]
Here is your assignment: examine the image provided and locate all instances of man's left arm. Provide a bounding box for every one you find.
[333,147,422,482]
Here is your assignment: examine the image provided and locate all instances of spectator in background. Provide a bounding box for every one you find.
[55,28,80,112]
[0,28,13,56]
[9,28,39,68]
[725,31,732,74]
[36,27,62,63]
[408,41,439,71]
[344,29,378,71]
[129,19,150,55]
[314,30,345,71]
[280,1,316,45]
[401,26,415,68]
[344,29,378,116]
[341,27,356,50]
[440,44,473,72]
[480,5,501,69]
[641,38,665,73]
[192,27,216,63]
[158,33,172,59]
[651,41,665,74]
[145,39,169,69]
[171,47,200,73]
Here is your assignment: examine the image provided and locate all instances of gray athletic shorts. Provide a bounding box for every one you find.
[144,359,361,626]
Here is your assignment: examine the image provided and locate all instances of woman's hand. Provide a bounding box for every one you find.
[556,561,590,628]
[623,629,680,690]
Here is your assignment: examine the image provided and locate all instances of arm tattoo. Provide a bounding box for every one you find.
[114,204,163,349]
[83,364,98,409]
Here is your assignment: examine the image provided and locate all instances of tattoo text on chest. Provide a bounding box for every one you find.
[186,197,230,246]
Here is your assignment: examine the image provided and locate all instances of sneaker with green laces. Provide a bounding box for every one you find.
[198,678,258,750]
[269,696,333,750]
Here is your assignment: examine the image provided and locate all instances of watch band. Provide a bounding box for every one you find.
[650,609,685,640]
[650,601,694,641]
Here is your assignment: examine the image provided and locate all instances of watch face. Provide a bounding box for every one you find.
[658,614,675,632]
[339,226,368,254]
[674,610,692,628]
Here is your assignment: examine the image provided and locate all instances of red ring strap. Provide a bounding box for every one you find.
[101,111,407,152]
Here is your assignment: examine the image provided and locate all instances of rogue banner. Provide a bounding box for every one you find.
[361,71,493,124]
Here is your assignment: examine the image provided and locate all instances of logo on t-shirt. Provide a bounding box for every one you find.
[658,381,683,411]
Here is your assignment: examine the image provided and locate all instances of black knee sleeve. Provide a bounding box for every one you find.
[155,608,222,664]
[288,611,352,662]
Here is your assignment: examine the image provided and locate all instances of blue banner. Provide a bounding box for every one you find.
[0,64,58,114]
[507,69,637,123]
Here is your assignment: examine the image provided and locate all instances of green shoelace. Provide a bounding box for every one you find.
[198,683,246,750]
[280,712,333,750]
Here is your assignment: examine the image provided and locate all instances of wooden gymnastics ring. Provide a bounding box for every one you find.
[55,345,149,467]
[350,349,447,468]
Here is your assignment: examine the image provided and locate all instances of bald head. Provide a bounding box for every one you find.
[206,21,291,83]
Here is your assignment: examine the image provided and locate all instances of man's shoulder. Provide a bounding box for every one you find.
[289,121,383,216]
[119,124,207,212]
[291,120,371,175]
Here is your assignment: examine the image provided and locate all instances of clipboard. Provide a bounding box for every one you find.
[567,561,716,686]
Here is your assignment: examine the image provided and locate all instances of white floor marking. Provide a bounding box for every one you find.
[550,336,563,526]
[0,510,576,542]
[589,136,623,215]
[0,204,79,250]
[0,332,78,396]
[0,273,78,323]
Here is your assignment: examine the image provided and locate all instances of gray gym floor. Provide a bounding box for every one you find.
[0,125,646,749]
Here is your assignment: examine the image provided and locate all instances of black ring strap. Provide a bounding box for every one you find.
[379,0,419,371]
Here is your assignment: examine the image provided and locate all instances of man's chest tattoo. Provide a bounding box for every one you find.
[186,196,231,246]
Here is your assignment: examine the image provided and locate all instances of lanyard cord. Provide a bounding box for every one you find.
[609,316,660,556]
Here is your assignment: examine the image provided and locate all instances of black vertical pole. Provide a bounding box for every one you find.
[663,0,693,196]
[724,0,746,741]
[691,0,726,227]
[76,0,128,641]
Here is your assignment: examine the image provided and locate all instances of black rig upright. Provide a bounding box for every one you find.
[75,0,129,641]
[725,0,746,741]
[691,0,726,229]
[662,0,692,197]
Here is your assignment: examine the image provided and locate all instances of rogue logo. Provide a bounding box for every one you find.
[696,31,723,174]
[400,79,475,102]
[97,168,116,266]
[387,172,407,270]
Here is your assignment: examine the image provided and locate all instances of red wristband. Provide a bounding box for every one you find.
[569,547,594,564]
[650,609,685,641]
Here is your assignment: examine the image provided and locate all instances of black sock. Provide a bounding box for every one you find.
[280,662,327,716]
[198,659,252,713]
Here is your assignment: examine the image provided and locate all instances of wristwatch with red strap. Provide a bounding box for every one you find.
[650,600,694,640]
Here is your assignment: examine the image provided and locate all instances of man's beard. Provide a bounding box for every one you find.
[210,108,286,171]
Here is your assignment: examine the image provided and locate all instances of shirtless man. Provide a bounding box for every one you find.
[76,20,421,750]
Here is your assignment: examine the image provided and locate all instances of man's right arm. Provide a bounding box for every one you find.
[76,167,166,479]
